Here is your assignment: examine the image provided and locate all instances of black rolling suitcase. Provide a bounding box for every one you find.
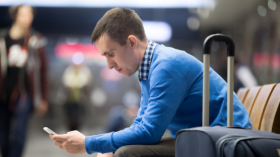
[175,34,280,157]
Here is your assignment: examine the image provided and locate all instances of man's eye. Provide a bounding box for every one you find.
[108,53,114,57]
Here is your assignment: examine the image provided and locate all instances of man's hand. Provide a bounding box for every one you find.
[97,152,113,157]
[50,130,86,154]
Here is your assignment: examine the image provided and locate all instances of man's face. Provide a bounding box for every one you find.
[15,5,33,29]
[95,33,140,77]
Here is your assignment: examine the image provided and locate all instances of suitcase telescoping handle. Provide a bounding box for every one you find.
[202,34,235,127]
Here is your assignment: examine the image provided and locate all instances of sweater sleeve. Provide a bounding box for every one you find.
[85,61,188,154]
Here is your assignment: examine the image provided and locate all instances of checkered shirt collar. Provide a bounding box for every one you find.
[138,41,157,81]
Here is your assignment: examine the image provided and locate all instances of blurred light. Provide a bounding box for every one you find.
[122,90,140,107]
[72,52,84,64]
[0,0,216,8]
[258,5,267,17]
[143,21,172,42]
[187,17,200,31]
[268,0,277,11]
[91,88,107,107]
[54,43,103,59]
[253,52,271,67]
[253,53,262,67]
[197,8,210,19]
[272,54,280,68]
[262,52,270,66]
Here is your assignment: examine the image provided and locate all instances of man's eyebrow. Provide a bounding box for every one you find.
[101,52,108,56]
[101,51,114,56]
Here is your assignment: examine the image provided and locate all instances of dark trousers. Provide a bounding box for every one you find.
[64,102,84,131]
[0,94,31,157]
[113,137,175,157]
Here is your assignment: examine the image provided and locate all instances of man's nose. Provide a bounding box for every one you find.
[106,58,115,69]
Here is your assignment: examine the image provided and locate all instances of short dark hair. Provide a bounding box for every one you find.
[91,8,146,46]
[9,5,35,21]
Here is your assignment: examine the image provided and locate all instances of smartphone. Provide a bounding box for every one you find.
[43,127,57,135]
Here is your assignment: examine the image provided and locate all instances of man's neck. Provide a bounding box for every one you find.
[138,40,149,68]
[9,23,29,40]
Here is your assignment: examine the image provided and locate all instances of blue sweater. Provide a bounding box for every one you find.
[85,44,252,154]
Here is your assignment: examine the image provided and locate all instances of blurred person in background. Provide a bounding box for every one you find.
[62,62,92,131]
[217,54,258,92]
[104,104,139,132]
[50,8,251,157]
[0,5,48,157]
[234,57,258,91]
[105,75,140,133]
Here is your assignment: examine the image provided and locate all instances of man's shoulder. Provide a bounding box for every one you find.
[149,47,188,79]
[151,44,191,69]
[154,44,185,54]
[150,44,204,82]
[153,44,183,59]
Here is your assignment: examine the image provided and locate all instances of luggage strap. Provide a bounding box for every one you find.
[216,134,280,157]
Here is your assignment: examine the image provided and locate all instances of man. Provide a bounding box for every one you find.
[50,8,251,157]
[62,62,92,131]
[0,5,48,157]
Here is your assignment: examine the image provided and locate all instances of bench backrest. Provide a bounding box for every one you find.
[237,83,280,134]
[249,84,276,130]
[242,86,261,116]
[260,84,280,134]
[237,88,250,103]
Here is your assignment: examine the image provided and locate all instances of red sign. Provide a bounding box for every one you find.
[54,43,104,60]
[253,52,280,68]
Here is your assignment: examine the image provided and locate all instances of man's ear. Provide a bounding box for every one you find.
[128,35,137,49]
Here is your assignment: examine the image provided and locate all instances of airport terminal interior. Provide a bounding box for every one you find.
[0,0,280,156]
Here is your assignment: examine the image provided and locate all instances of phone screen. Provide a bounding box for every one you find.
[43,127,57,135]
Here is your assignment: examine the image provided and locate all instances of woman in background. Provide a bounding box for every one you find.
[0,5,48,157]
